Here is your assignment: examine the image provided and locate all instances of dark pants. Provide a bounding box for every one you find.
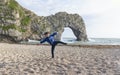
[51,41,67,58]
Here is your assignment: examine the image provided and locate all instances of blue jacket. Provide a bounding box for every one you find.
[40,32,57,45]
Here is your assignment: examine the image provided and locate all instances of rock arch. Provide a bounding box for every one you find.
[46,12,88,41]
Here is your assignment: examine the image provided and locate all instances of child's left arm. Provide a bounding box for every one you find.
[40,38,47,44]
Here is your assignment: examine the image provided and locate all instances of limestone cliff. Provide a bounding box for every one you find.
[0,0,88,43]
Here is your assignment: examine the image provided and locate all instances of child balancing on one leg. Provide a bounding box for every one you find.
[40,32,67,58]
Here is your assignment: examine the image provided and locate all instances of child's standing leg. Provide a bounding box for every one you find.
[51,45,56,58]
[51,41,67,58]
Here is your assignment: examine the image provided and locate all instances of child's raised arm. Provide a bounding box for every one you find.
[50,32,57,36]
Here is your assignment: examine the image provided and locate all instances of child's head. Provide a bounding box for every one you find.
[44,32,50,37]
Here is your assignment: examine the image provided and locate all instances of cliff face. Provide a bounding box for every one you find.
[0,0,35,42]
[0,0,88,43]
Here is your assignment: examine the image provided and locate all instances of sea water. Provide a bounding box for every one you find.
[21,38,120,45]
[61,38,120,45]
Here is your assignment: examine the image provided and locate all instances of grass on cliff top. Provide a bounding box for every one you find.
[7,0,31,32]
[8,0,31,26]
[8,0,25,17]
[8,0,18,10]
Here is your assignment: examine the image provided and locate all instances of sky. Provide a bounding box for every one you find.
[16,0,120,38]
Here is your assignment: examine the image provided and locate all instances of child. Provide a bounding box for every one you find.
[40,32,67,58]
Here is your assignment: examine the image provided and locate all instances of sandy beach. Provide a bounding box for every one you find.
[0,43,120,75]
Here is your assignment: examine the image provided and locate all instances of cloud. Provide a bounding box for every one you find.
[15,0,120,16]
[16,0,84,16]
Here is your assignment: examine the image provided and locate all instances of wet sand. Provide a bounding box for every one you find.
[0,43,120,75]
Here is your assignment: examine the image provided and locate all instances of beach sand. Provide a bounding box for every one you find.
[0,43,120,75]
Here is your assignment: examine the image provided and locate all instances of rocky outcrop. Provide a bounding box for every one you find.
[46,12,88,41]
[0,0,88,43]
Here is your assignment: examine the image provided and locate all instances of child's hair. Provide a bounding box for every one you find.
[44,32,49,35]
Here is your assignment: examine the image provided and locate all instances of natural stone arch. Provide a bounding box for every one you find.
[68,24,87,41]
[46,12,88,41]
